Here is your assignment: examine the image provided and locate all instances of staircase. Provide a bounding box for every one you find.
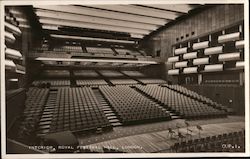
[132,86,181,120]
[92,88,122,127]
[37,89,57,136]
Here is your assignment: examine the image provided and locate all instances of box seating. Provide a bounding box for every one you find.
[137,78,167,84]
[17,88,49,141]
[32,80,70,86]
[135,85,227,119]
[171,130,245,152]
[99,86,171,125]
[162,84,232,112]
[49,87,111,133]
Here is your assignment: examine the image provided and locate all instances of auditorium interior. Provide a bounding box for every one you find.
[3,4,246,154]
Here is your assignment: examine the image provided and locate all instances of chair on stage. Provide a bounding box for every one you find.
[168,128,176,139]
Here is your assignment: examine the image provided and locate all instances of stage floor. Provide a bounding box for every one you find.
[77,115,245,152]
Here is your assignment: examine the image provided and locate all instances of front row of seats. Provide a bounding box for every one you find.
[171,130,245,152]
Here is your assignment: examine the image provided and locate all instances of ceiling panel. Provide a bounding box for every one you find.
[33,4,201,41]
[50,34,136,44]
[87,5,182,20]
[39,18,151,35]
[35,9,159,30]
[139,4,196,13]
[33,5,169,25]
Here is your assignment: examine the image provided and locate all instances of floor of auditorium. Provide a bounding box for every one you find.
[76,115,244,152]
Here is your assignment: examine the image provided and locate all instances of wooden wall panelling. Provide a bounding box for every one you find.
[141,4,244,80]
[225,5,230,26]
[184,85,245,115]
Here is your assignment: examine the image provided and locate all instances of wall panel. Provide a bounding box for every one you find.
[141,4,244,61]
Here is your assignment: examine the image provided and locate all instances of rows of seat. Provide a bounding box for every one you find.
[137,78,167,84]
[99,86,171,125]
[32,49,160,61]
[74,70,100,78]
[86,47,114,54]
[72,52,134,58]
[162,84,231,112]
[32,80,70,86]
[17,88,49,142]
[98,70,125,78]
[121,71,146,77]
[204,79,239,84]
[109,79,138,85]
[135,85,227,119]
[76,79,108,86]
[114,48,142,57]
[171,130,245,152]
[42,70,70,78]
[49,87,111,133]
[30,52,71,58]
[54,45,83,52]
[32,78,167,87]
[114,48,133,55]
[199,84,241,88]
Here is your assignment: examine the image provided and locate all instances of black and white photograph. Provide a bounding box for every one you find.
[1,0,249,158]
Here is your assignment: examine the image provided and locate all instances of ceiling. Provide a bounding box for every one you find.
[33,4,202,43]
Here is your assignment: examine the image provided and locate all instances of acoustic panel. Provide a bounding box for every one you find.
[183,67,198,74]
[175,61,188,68]
[218,32,240,43]
[5,59,16,69]
[218,52,241,62]
[168,69,179,75]
[235,40,244,49]
[192,41,209,50]
[5,48,22,59]
[193,57,210,65]
[204,46,223,55]
[204,64,223,72]
[174,47,188,55]
[5,22,22,35]
[183,52,198,60]
[5,31,16,43]
[168,56,179,63]
[235,61,244,69]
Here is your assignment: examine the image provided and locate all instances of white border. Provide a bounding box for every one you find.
[1,0,249,158]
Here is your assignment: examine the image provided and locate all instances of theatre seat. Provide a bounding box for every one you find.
[171,129,245,152]
[48,87,112,133]
[17,88,49,142]
[136,85,227,119]
[99,86,171,125]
